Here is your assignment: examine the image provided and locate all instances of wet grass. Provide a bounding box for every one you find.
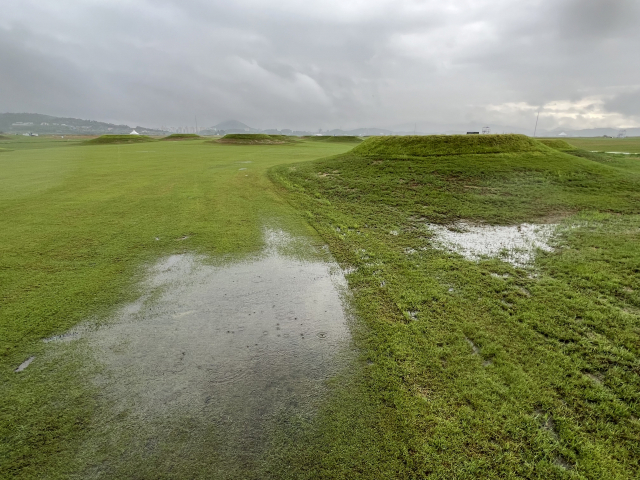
[562,137,640,154]
[303,136,363,143]
[269,136,640,478]
[83,134,156,145]
[537,139,574,151]
[218,134,297,144]
[0,137,355,478]
[160,133,202,141]
[351,134,545,157]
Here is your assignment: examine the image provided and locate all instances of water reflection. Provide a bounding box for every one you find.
[81,230,352,477]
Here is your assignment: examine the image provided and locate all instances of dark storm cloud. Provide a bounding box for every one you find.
[1,0,639,130]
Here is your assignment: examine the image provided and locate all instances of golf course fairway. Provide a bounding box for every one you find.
[1,134,639,478]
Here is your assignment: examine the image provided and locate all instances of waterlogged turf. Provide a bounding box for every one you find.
[0,136,355,477]
[270,135,640,479]
[44,229,353,477]
[562,136,640,154]
[4,133,640,478]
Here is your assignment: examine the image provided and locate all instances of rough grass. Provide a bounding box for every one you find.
[537,138,574,151]
[218,134,296,145]
[160,133,202,141]
[303,136,363,143]
[83,135,155,145]
[0,138,355,478]
[351,134,547,157]
[268,142,640,478]
[564,137,640,154]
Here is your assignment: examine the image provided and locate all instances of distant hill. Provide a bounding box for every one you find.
[0,113,165,135]
[209,120,257,134]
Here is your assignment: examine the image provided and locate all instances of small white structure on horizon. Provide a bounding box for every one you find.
[558,132,567,136]
[130,130,140,135]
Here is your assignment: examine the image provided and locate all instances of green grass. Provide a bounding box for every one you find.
[3,132,639,478]
[268,135,640,478]
[218,133,296,144]
[562,137,640,154]
[303,136,363,143]
[0,138,355,478]
[160,133,202,141]
[537,139,574,151]
[83,134,156,145]
[351,134,546,157]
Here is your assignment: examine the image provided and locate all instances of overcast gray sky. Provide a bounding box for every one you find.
[1,0,639,131]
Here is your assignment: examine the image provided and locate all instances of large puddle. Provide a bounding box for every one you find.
[70,230,353,477]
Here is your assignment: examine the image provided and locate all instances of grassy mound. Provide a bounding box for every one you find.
[537,138,574,151]
[0,135,11,141]
[160,134,201,141]
[217,134,295,145]
[304,136,363,143]
[267,134,640,477]
[83,135,155,145]
[351,134,546,157]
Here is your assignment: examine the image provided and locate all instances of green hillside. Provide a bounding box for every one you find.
[269,135,640,478]
[350,134,546,157]
[304,136,363,143]
[218,133,296,144]
[83,135,156,145]
[537,138,574,151]
[160,133,202,141]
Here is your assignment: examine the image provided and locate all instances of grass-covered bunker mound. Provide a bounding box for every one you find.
[218,134,295,145]
[537,138,574,151]
[351,133,546,157]
[160,133,202,141]
[267,135,640,477]
[83,135,155,145]
[304,136,363,144]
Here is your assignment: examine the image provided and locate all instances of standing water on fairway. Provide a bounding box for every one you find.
[74,229,353,477]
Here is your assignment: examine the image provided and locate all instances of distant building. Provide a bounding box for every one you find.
[558,132,567,136]
[130,130,140,135]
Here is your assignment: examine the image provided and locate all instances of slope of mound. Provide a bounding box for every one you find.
[351,134,546,157]
[218,134,295,144]
[83,135,155,145]
[537,139,574,151]
[0,135,11,141]
[267,110,640,480]
[271,136,638,225]
[304,136,362,143]
[160,134,201,141]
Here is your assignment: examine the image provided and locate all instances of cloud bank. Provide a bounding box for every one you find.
[1,0,638,131]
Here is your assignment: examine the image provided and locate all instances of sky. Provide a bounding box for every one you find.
[1,0,639,132]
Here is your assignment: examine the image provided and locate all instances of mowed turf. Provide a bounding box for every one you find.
[0,137,354,477]
[269,135,640,479]
[561,136,640,154]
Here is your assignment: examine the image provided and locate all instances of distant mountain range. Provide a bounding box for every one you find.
[0,113,166,135]
[200,120,395,136]
[2,113,636,138]
[205,120,638,137]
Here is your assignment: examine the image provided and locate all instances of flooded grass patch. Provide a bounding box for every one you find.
[63,230,354,477]
[0,137,357,477]
[426,221,557,267]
